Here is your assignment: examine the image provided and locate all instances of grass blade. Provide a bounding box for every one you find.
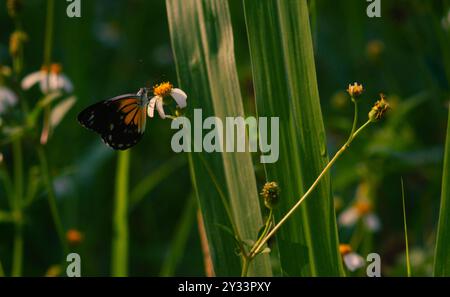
[401,178,411,277]
[434,109,450,276]
[243,0,343,276]
[166,0,272,276]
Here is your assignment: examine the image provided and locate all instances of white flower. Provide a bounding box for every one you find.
[147,82,187,119]
[340,244,365,272]
[338,200,381,232]
[0,86,18,114]
[343,253,365,272]
[21,63,73,94]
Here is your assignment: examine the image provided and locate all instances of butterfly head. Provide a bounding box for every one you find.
[136,87,151,98]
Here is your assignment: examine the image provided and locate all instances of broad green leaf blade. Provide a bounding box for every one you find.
[434,109,450,276]
[166,0,272,276]
[243,0,343,276]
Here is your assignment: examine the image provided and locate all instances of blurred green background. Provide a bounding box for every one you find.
[0,0,449,276]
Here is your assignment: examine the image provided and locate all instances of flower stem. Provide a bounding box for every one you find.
[112,150,130,276]
[11,138,23,277]
[349,99,359,142]
[43,0,55,67]
[41,0,55,143]
[249,210,273,256]
[37,146,68,255]
[241,256,250,277]
[242,210,273,276]
[250,120,372,258]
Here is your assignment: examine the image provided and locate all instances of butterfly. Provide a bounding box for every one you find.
[77,88,151,150]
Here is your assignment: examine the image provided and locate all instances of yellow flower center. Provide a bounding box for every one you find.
[354,201,372,215]
[347,82,364,97]
[339,244,352,255]
[50,63,62,74]
[66,229,83,245]
[41,63,62,74]
[153,82,173,97]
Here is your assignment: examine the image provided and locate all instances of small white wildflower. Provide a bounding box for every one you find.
[0,86,18,114]
[340,244,365,272]
[338,200,381,232]
[147,81,187,119]
[21,63,73,94]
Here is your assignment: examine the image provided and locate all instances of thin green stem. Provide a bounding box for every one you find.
[43,0,55,67]
[349,99,359,142]
[249,210,273,256]
[250,120,373,258]
[241,256,250,277]
[41,0,55,144]
[401,178,411,277]
[37,146,68,255]
[242,210,273,276]
[11,225,23,277]
[349,220,364,250]
[352,120,372,139]
[112,150,130,277]
[11,138,23,277]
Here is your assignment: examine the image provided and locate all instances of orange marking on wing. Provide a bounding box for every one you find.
[137,108,146,132]
[117,98,138,109]
[121,104,136,113]
[124,107,138,125]
[133,109,139,125]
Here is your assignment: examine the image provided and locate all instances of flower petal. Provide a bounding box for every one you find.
[40,73,50,94]
[156,98,166,119]
[170,88,187,108]
[364,213,381,232]
[147,96,157,118]
[49,73,59,92]
[0,87,18,105]
[0,87,18,114]
[338,207,360,227]
[50,96,76,129]
[21,71,43,90]
[60,74,74,93]
[343,252,365,272]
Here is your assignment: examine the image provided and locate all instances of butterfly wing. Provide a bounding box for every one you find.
[77,94,147,150]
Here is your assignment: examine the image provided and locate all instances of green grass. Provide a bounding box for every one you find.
[434,109,450,276]
[243,0,343,276]
[166,0,272,276]
[401,178,411,277]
